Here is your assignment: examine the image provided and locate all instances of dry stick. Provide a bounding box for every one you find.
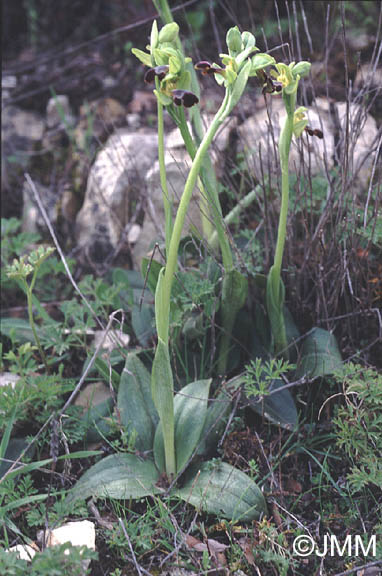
[4,0,201,77]
[333,560,382,576]
[25,172,129,355]
[24,173,105,332]
[364,133,382,228]
[118,518,153,576]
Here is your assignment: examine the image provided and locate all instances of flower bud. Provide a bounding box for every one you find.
[158,22,179,44]
[226,26,242,55]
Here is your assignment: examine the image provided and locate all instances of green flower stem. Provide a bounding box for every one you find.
[25,276,49,373]
[157,98,173,254]
[273,116,293,298]
[157,93,229,344]
[268,90,296,356]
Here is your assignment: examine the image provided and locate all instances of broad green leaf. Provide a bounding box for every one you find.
[0,437,35,478]
[154,267,166,337]
[0,406,17,460]
[118,354,158,451]
[246,379,298,430]
[67,453,162,503]
[81,397,114,443]
[296,327,342,379]
[112,268,145,290]
[151,338,175,474]
[284,306,300,362]
[131,304,155,347]
[266,266,287,356]
[176,461,267,521]
[141,257,163,295]
[93,357,120,391]
[222,269,248,315]
[197,389,232,456]
[0,317,40,343]
[154,379,211,474]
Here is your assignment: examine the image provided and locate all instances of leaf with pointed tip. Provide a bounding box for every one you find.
[0,317,41,343]
[67,453,161,503]
[118,354,158,451]
[246,379,298,430]
[141,257,163,295]
[176,461,267,521]
[197,389,232,456]
[81,397,114,443]
[296,327,342,379]
[154,379,211,473]
[151,338,175,473]
[131,304,155,347]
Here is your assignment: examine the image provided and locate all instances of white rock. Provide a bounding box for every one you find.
[74,381,112,409]
[335,101,379,185]
[238,96,378,189]
[0,372,20,388]
[43,520,96,551]
[132,153,202,268]
[354,64,382,90]
[127,223,141,244]
[6,544,37,561]
[75,129,158,267]
[46,95,75,129]
[238,97,334,179]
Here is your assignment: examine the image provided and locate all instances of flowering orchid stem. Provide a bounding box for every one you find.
[158,94,229,344]
[267,92,296,358]
[25,277,49,373]
[157,99,173,254]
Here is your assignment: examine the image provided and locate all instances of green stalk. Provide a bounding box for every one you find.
[267,90,296,357]
[25,276,49,373]
[158,98,173,254]
[273,113,293,299]
[157,93,229,344]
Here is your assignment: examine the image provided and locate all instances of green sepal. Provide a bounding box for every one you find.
[249,53,276,75]
[150,20,159,52]
[226,26,242,55]
[225,59,251,116]
[131,48,152,67]
[292,61,311,78]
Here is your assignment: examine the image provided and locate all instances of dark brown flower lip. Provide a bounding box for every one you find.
[194,60,226,77]
[305,126,324,139]
[171,89,199,108]
[144,65,170,84]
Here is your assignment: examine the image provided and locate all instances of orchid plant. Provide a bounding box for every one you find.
[69,15,343,522]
